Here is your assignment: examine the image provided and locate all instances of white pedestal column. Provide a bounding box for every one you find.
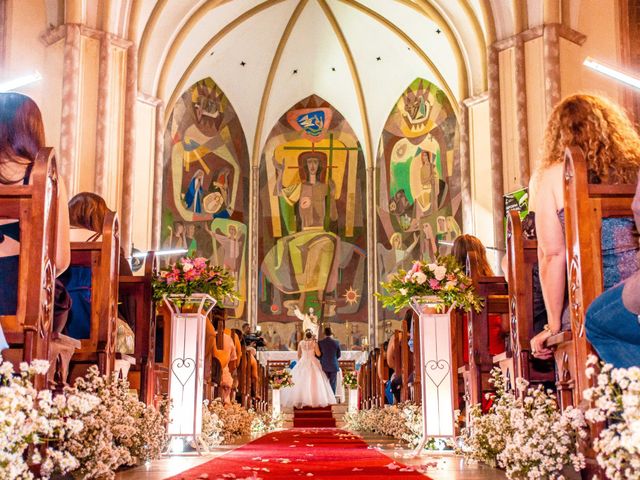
[164,294,216,454]
[272,388,281,416]
[348,388,359,413]
[411,299,455,455]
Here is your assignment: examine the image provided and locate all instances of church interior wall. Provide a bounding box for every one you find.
[524,36,546,173]
[498,46,520,194]
[2,0,637,344]
[131,99,158,252]
[74,34,99,195]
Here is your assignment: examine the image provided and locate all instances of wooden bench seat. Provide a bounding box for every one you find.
[66,211,121,381]
[0,148,78,389]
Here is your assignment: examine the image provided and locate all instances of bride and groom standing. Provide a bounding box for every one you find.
[281,327,341,408]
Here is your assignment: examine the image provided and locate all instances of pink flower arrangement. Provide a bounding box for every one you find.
[269,369,294,390]
[152,256,238,305]
[377,255,483,313]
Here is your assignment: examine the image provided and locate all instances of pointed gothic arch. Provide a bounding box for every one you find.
[257,95,368,342]
[161,77,250,322]
[375,78,460,335]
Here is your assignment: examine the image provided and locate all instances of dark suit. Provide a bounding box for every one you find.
[318,336,341,393]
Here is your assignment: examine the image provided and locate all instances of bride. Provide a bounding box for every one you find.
[281,330,336,408]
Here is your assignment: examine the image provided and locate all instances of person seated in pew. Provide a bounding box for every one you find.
[386,310,412,403]
[206,317,237,404]
[530,94,640,359]
[452,234,507,360]
[586,175,640,368]
[61,192,135,346]
[0,93,70,320]
[246,346,260,399]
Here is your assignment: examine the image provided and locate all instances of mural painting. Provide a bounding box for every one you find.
[259,95,367,340]
[376,78,461,331]
[161,78,249,321]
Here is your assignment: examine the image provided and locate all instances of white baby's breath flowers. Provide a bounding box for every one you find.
[0,358,100,480]
[584,360,640,480]
[458,368,586,479]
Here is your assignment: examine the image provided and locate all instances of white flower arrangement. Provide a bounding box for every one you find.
[59,366,167,479]
[583,355,640,480]
[0,358,100,480]
[250,410,283,435]
[343,402,450,451]
[202,399,255,446]
[459,369,586,479]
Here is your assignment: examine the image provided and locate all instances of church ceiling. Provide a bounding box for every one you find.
[134,0,490,165]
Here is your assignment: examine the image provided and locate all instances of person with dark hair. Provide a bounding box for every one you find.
[452,234,507,364]
[318,326,341,393]
[281,329,336,408]
[0,93,70,318]
[61,192,134,345]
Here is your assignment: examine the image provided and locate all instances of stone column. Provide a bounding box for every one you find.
[458,101,472,234]
[59,24,82,193]
[94,32,111,197]
[366,165,377,348]
[120,44,137,256]
[488,45,505,250]
[151,102,164,250]
[514,36,530,186]
[248,164,260,330]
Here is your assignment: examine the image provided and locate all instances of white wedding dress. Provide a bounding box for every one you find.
[280,339,336,408]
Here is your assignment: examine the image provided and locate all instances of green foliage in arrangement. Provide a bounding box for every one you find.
[152,255,238,306]
[377,255,484,313]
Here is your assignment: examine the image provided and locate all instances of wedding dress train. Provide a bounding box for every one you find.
[281,339,336,408]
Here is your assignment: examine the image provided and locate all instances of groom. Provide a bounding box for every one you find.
[318,327,341,393]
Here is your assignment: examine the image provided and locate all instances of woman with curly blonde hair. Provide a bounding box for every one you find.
[530,94,640,361]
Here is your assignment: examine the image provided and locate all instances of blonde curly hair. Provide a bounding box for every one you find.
[540,94,640,183]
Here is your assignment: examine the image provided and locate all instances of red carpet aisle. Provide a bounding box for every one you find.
[167,429,433,480]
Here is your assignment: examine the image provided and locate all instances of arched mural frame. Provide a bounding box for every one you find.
[160,77,251,326]
[256,94,369,351]
[375,78,461,342]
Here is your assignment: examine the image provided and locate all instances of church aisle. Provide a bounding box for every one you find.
[116,429,506,480]
[164,428,433,479]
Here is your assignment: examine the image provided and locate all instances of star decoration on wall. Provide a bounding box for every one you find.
[376,56,381,61]
[343,287,360,306]
[436,28,442,34]
[240,61,246,66]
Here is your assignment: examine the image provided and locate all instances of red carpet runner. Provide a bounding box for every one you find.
[167,429,433,480]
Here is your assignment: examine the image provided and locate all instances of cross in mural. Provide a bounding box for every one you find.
[259,95,368,331]
[283,134,362,230]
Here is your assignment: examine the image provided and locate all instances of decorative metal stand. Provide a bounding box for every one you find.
[410,297,456,456]
[163,294,216,455]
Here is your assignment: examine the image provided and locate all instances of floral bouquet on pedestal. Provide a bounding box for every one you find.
[152,255,238,307]
[377,256,483,313]
[269,369,294,389]
[342,371,358,389]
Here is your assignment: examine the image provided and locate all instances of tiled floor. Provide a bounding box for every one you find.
[115,431,506,480]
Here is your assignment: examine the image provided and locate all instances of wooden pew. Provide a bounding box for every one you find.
[66,210,125,381]
[495,210,554,394]
[0,148,78,389]
[460,252,509,407]
[118,251,156,404]
[547,146,636,409]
